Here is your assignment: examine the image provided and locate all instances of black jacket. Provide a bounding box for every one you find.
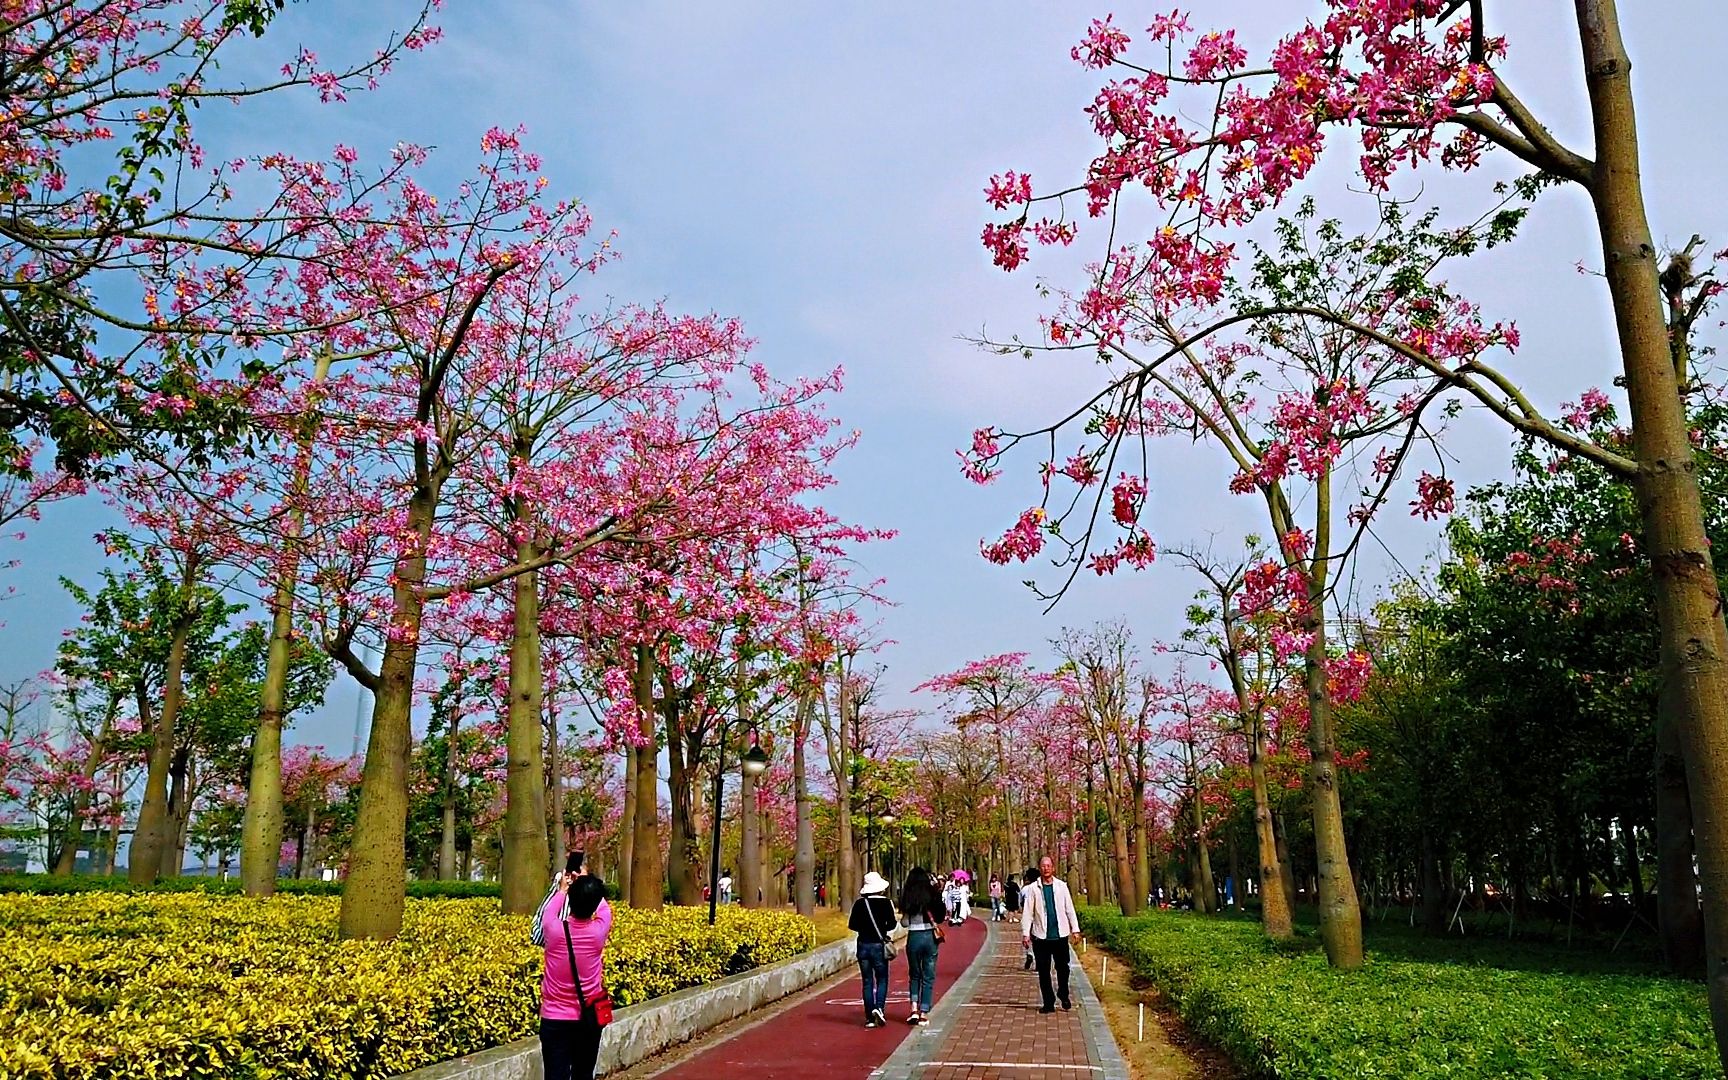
[848,894,897,942]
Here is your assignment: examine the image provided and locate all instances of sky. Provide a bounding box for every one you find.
[6,1,1728,758]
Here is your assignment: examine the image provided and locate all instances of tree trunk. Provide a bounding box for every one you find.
[836,665,861,903]
[1577,2,1728,1059]
[1657,687,1706,975]
[439,693,464,881]
[1190,787,1217,914]
[663,672,700,906]
[337,485,436,940]
[130,575,195,884]
[240,347,332,898]
[794,687,816,918]
[1420,823,1446,936]
[740,760,761,907]
[1250,735,1295,938]
[167,752,194,877]
[500,552,550,915]
[1134,799,1152,912]
[300,799,319,879]
[628,644,663,910]
[1297,478,1364,967]
[618,745,637,901]
[1227,829,1243,910]
[547,706,564,880]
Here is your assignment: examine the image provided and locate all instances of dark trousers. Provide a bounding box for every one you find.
[1031,936,1071,1008]
[540,1012,603,1080]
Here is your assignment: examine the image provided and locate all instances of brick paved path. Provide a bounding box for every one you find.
[870,918,1129,1080]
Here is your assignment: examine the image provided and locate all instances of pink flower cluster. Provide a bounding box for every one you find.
[981,507,1047,565]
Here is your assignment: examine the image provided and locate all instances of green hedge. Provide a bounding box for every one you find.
[0,873,502,899]
[0,892,814,1079]
[1081,906,1715,1080]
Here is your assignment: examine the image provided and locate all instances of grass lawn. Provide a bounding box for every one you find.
[1082,905,1714,1080]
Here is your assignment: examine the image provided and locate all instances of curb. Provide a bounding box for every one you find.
[1069,940,1132,1080]
[394,933,867,1079]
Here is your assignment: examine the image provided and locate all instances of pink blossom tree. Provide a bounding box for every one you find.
[973,10,1728,1029]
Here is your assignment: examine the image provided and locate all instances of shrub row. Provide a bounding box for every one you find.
[0,873,504,899]
[0,892,814,1079]
[1081,906,1715,1080]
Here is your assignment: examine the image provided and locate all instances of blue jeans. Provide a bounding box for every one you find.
[906,928,939,1013]
[857,941,888,1016]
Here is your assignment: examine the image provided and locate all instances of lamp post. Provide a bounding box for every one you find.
[710,730,769,926]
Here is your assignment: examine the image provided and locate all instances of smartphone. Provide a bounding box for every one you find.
[565,851,585,874]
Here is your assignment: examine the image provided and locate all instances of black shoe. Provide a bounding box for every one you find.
[1023,955,1033,971]
[1061,998,1072,1010]
[1038,1005,1055,1014]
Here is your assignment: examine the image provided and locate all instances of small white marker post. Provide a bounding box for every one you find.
[1101,956,1108,985]
[1138,1002,1145,1042]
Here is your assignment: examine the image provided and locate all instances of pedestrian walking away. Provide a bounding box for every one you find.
[899,866,947,1026]
[1018,866,1039,970]
[531,855,615,1080]
[848,870,898,1028]
[1020,855,1082,1013]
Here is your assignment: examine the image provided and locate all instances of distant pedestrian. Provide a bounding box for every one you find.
[1020,856,1082,1013]
[899,866,947,1025]
[988,873,1005,921]
[718,869,733,906]
[848,871,898,1028]
[1018,867,1038,970]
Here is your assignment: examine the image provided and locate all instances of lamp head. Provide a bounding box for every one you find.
[741,743,770,777]
[880,811,897,826]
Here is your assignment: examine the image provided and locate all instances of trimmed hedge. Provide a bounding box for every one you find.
[0,873,504,899]
[0,892,815,1079]
[1081,906,1714,1080]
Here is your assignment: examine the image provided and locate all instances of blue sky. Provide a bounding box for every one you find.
[6,1,1727,754]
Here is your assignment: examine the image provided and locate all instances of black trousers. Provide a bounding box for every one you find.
[1031,936,1071,1008]
[540,1012,603,1080]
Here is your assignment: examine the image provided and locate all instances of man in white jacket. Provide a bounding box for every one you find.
[1020,855,1082,1012]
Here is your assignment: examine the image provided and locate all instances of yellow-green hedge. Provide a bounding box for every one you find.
[0,893,815,1079]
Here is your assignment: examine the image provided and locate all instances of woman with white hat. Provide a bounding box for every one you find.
[847,870,899,1028]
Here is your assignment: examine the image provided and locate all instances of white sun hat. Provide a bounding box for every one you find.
[860,872,890,895]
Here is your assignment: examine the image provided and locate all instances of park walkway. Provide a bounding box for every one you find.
[870,918,1129,1080]
[637,915,1128,1080]
[644,915,987,1080]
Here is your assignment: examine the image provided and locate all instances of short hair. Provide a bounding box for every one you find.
[1023,867,1039,886]
[568,874,606,919]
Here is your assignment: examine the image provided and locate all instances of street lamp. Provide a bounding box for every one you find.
[864,797,895,879]
[879,809,897,883]
[709,731,769,926]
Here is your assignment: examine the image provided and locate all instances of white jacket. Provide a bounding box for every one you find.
[1020,877,1081,941]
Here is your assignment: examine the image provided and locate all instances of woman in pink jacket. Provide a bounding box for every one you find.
[532,869,613,1080]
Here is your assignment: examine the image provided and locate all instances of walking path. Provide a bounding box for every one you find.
[871,919,1129,1080]
[634,916,1128,1080]
[643,916,987,1080]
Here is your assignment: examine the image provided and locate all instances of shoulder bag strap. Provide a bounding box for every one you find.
[864,896,888,941]
[561,907,590,1012]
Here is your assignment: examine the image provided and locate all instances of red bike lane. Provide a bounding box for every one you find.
[651,917,988,1080]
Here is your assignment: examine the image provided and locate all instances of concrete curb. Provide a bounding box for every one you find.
[1069,940,1131,1080]
[395,933,872,1079]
